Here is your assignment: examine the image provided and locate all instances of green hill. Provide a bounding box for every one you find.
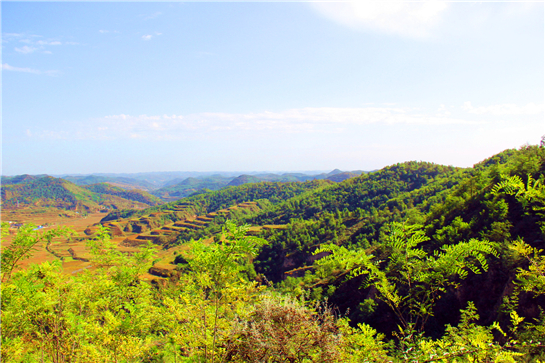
[82,183,162,206]
[4,144,545,361]
[99,144,545,342]
[1,176,163,211]
[152,176,232,200]
[151,170,364,201]
[62,175,156,191]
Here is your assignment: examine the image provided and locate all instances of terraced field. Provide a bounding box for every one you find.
[3,201,287,283]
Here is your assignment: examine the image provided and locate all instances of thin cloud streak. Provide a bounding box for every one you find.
[3,31,78,54]
[144,11,162,20]
[3,63,41,74]
[15,46,40,54]
[33,106,485,141]
[2,63,59,76]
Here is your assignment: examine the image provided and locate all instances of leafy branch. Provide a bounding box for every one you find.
[1,222,74,283]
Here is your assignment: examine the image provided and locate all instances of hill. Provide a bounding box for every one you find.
[96,144,545,342]
[151,170,365,201]
[4,144,545,361]
[1,176,163,211]
[62,175,156,191]
[82,183,163,206]
[152,176,232,200]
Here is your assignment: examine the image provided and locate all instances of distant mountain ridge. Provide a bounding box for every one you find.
[153,170,366,200]
[2,170,368,204]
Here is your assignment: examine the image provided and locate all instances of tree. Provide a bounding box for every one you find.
[162,220,267,362]
[315,222,497,336]
[1,222,73,283]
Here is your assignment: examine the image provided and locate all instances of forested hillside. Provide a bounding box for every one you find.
[151,170,364,200]
[2,144,545,362]
[1,176,163,211]
[82,183,162,206]
[63,175,157,191]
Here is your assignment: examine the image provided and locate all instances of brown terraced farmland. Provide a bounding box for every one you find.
[3,201,273,283]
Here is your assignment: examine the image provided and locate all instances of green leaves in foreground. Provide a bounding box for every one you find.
[2,220,543,362]
[315,222,498,335]
[1,222,74,283]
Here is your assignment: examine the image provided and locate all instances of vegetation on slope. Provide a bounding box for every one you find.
[62,175,156,191]
[1,176,163,211]
[83,183,162,206]
[3,144,545,361]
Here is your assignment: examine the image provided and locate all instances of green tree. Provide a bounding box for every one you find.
[315,222,497,337]
[1,222,73,283]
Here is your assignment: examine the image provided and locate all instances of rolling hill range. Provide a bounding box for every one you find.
[4,144,545,361]
[61,175,156,191]
[1,175,162,211]
[151,169,365,200]
[0,169,369,211]
[90,144,545,339]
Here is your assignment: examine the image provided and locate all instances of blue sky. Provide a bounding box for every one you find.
[2,1,543,175]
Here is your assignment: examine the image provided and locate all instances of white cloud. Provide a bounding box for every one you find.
[42,70,60,76]
[36,40,62,46]
[142,32,161,41]
[3,32,26,38]
[462,101,544,116]
[6,33,77,54]
[2,63,41,74]
[437,104,451,116]
[2,32,40,44]
[310,1,449,39]
[37,107,481,141]
[15,45,40,54]
[2,63,59,76]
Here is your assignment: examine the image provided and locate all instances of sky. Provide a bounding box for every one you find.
[2,1,544,175]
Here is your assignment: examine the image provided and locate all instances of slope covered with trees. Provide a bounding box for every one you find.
[82,183,162,206]
[2,144,545,362]
[62,175,157,191]
[1,176,163,211]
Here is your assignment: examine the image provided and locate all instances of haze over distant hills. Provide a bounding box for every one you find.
[52,170,356,187]
[1,169,369,205]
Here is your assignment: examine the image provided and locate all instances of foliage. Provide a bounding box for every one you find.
[315,222,498,336]
[1,175,162,211]
[5,144,545,361]
[83,183,163,206]
[1,222,74,283]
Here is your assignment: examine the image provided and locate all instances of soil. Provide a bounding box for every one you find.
[2,208,176,279]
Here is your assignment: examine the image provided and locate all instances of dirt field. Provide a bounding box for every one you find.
[3,210,105,272]
[2,208,176,279]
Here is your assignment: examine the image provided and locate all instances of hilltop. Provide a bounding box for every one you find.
[1,175,162,212]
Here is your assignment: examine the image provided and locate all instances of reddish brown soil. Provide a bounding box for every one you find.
[2,208,187,283]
